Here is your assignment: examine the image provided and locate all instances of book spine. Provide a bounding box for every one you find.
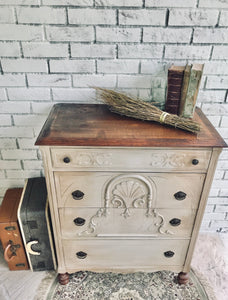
[180,67,203,118]
[179,65,191,117]
[165,70,184,115]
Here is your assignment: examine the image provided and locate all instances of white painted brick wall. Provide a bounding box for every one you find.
[0,0,227,233]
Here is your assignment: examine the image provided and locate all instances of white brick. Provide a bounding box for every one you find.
[46,26,94,42]
[140,61,167,75]
[199,0,228,8]
[208,197,228,205]
[198,90,226,103]
[220,189,228,197]
[0,0,38,4]
[214,205,228,213]
[0,138,17,149]
[194,28,228,44]
[2,149,37,160]
[212,179,228,189]
[221,116,228,127]
[0,116,11,126]
[0,171,5,179]
[6,170,40,179]
[73,74,116,87]
[169,9,218,26]
[217,160,228,170]
[225,171,228,180]
[23,160,43,170]
[212,46,228,60]
[17,138,37,149]
[17,7,66,24]
[214,170,225,180]
[95,0,142,6]
[50,60,95,73]
[31,102,53,114]
[206,116,221,127]
[97,59,139,74]
[206,76,228,89]
[0,183,25,196]
[220,150,228,159]
[69,8,116,25]
[71,44,115,58]
[96,27,141,43]
[0,42,21,57]
[0,102,30,113]
[22,42,68,58]
[217,128,228,139]
[145,0,197,7]
[210,221,228,230]
[203,212,226,220]
[0,160,21,169]
[0,75,26,87]
[0,24,43,41]
[165,45,211,59]
[0,8,15,23]
[118,45,163,59]
[1,59,48,73]
[219,10,228,26]
[13,115,47,126]
[52,88,95,102]
[143,28,192,43]
[204,62,228,75]
[27,74,71,87]
[7,88,50,101]
[119,9,166,26]
[202,103,228,116]
[43,0,93,5]
[117,75,153,88]
[0,126,33,138]
[0,89,7,100]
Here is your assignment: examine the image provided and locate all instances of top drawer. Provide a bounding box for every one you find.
[50,147,211,173]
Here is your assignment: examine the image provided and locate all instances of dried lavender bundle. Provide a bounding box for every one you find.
[94,87,201,134]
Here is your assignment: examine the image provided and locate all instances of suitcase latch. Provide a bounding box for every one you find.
[4,240,21,262]
[5,226,16,231]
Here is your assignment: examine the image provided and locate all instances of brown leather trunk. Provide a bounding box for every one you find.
[0,188,29,270]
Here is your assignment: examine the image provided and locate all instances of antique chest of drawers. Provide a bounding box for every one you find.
[35,104,226,285]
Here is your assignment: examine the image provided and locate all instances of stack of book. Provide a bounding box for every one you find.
[165,63,204,118]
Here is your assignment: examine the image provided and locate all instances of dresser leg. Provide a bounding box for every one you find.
[58,272,69,285]
[177,272,189,285]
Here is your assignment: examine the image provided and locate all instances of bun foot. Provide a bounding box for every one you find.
[177,272,189,285]
[58,272,69,285]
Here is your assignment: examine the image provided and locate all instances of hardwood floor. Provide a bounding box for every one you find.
[0,232,227,300]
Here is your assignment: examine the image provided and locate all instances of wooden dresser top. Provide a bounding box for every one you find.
[35,104,226,148]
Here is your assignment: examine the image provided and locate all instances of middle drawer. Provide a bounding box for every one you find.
[59,207,196,239]
[54,172,205,209]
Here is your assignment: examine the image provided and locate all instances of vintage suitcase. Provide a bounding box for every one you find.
[0,188,29,271]
[17,177,56,271]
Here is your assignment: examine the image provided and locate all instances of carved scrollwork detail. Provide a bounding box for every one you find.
[74,152,112,167]
[147,209,174,235]
[78,208,108,237]
[150,153,187,168]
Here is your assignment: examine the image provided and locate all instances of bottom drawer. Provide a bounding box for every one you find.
[62,239,189,272]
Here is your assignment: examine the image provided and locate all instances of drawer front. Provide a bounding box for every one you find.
[59,207,196,239]
[51,148,211,172]
[54,172,205,209]
[63,239,189,270]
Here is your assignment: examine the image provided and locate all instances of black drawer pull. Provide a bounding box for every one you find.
[192,159,199,165]
[169,218,181,226]
[174,191,186,201]
[74,217,86,226]
[63,157,70,163]
[76,251,87,259]
[164,251,175,258]
[72,190,84,200]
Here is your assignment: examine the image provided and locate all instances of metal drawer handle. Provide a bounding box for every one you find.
[174,191,186,201]
[63,157,70,163]
[164,251,175,258]
[169,218,181,226]
[76,251,87,259]
[192,159,199,165]
[74,217,86,226]
[72,190,84,200]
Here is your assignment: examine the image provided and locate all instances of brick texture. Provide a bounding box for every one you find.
[0,0,227,233]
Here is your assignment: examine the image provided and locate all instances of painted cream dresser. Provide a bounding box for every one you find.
[35,104,226,285]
